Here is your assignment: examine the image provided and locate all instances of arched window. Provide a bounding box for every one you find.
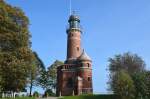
[87,63,90,67]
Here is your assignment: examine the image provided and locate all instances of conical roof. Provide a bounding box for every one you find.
[78,50,91,61]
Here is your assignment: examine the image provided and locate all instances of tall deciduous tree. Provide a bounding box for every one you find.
[38,60,63,94]
[108,52,145,75]
[132,71,150,99]
[145,71,150,98]
[47,60,63,93]
[108,52,146,99]
[0,0,33,92]
[28,52,45,96]
[113,70,135,99]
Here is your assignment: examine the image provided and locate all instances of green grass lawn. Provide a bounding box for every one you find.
[0,97,35,99]
[59,94,116,99]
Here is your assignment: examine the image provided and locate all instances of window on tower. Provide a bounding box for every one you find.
[88,77,91,81]
[77,47,79,51]
[87,63,90,67]
[70,21,79,29]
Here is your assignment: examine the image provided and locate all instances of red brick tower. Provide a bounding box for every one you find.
[56,14,93,96]
[66,15,82,63]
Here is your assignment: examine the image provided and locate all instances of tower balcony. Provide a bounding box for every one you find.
[66,24,83,34]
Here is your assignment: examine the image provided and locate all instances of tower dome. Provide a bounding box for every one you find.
[68,14,80,22]
[78,50,91,61]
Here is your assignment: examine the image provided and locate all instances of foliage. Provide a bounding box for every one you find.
[33,91,39,97]
[108,52,145,75]
[145,71,150,97]
[28,52,45,96]
[44,89,55,97]
[132,71,150,99]
[38,60,63,93]
[47,60,64,91]
[112,70,135,99]
[36,70,49,90]
[0,0,33,92]
[108,52,149,99]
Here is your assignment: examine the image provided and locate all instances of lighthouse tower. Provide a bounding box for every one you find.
[56,14,93,96]
[66,15,82,62]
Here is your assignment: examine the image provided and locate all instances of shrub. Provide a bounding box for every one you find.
[33,91,39,97]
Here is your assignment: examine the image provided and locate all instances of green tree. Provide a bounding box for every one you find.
[37,70,49,90]
[108,52,145,75]
[38,60,63,94]
[132,72,147,99]
[44,89,55,97]
[0,0,33,92]
[28,52,45,96]
[132,71,150,99]
[108,52,146,99]
[47,60,63,93]
[33,91,39,97]
[113,70,135,99]
[145,71,150,98]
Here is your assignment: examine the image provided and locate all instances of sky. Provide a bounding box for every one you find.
[6,0,150,94]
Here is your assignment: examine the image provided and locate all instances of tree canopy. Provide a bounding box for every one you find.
[0,0,34,92]
[108,52,150,99]
[108,52,145,75]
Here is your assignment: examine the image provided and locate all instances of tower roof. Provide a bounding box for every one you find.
[68,14,80,22]
[78,50,91,61]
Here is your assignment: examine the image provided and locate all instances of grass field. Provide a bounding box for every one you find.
[59,94,116,99]
[0,97,35,99]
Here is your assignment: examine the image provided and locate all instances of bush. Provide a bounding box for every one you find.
[43,89,55,97]
[33,91,39,97]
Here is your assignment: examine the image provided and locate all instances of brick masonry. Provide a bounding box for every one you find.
[56,15,93,96]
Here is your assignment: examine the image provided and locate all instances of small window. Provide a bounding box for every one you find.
[88,77,91,81]
[77,47,79,51]
[87,63,90,67]
[71,34,73,37]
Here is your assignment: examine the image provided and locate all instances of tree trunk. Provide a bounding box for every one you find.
[29,79,33,97]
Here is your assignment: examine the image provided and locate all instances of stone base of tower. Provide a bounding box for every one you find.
[56,62,93,96]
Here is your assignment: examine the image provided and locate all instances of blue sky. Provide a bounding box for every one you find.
[6,0,150,94]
